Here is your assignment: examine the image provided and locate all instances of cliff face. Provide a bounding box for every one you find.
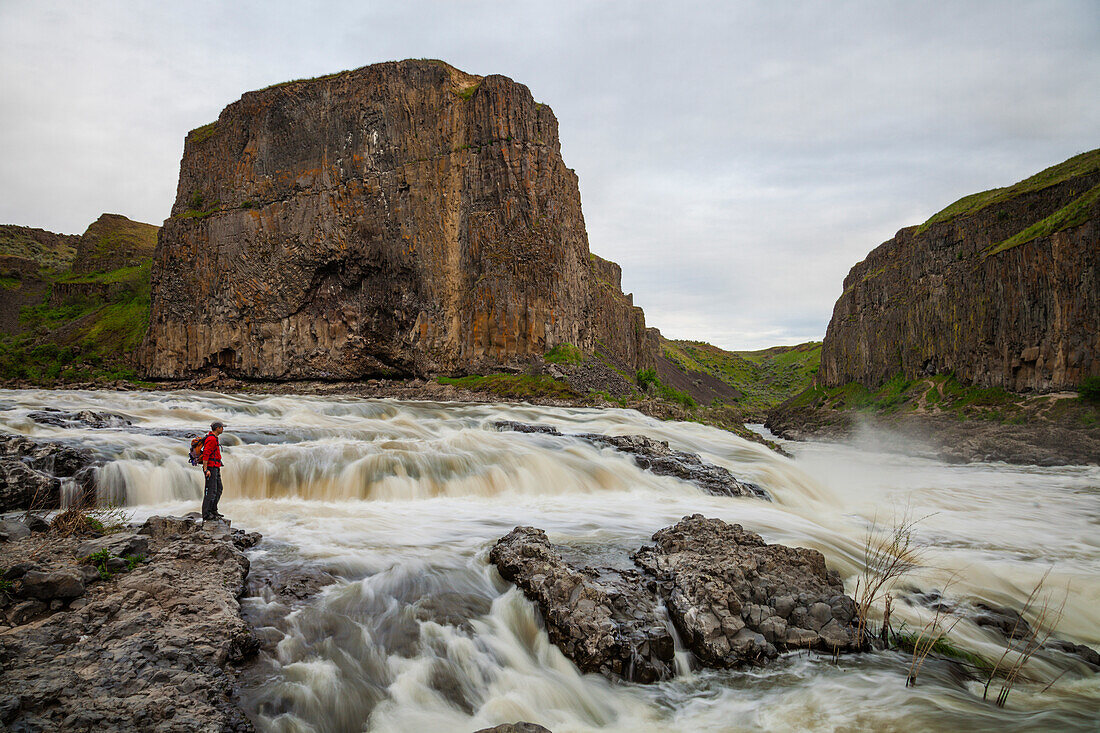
[142,60,656,379]
[821,149,1100,392]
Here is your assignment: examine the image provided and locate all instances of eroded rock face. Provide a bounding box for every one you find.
[489,515,860,683]
[495,421,769,499]
[820,151,1100,392]
[142,59,657,380]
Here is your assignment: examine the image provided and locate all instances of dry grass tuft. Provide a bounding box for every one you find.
[982,569,1067,707]
[853,508,929,647]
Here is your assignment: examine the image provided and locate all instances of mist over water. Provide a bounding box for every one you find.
[2,389,1098,731]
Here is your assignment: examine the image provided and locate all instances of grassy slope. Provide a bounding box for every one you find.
[662,339,821,415]
[0,226,78,274]
[916,147,1100,234]
[72,215,157,272]
[0,217,157,384]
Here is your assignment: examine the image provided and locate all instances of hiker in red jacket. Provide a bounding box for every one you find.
[201,421,226,521]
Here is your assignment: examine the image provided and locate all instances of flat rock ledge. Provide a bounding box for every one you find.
[495,421,769,499]
[489,515,859,683]
[0,515,262,732]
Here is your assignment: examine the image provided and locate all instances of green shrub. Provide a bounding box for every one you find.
[124,554,145,571]
[1080,375,1100,403]
[636,367,696,409]
[85,548,114,580]
[545,343,584,365]
[636,367,658,390]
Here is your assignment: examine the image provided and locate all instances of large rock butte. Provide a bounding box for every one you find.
[820,148,1099,392]
[141,59,658,379]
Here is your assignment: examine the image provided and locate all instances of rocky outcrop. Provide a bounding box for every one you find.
[489,515,860,683]
[47,214,158,308]
[142,59,657,380]
[633,515,859,666]
[0,515,261,731]
[27,408,133,429]
[495,421,770,498]
[0,434,99,512]
[820,149,1100,392]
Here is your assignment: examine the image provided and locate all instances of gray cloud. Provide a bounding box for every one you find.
[1,0,1097,349]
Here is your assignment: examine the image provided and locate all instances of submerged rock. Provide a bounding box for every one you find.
[495,421,769,499]
[474,724,553,733]
[489,515,860,682]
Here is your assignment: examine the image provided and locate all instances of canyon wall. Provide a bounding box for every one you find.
[141,60,656,379]
[820,149,1100,392]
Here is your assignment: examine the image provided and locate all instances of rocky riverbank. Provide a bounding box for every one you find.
[0,513,261,731]
[766,388,1100,466]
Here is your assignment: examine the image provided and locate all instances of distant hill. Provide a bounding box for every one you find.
[660,338,821,417]
[0,214,157,383]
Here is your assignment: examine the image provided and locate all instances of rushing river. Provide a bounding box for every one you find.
[2,389,1098,732]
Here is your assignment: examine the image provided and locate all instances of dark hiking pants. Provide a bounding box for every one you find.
[202,467,223,519]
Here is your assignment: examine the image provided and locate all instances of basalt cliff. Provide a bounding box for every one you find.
[820,148,1099,392]
[141,60,657,380]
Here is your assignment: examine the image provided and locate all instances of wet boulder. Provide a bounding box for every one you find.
[0,462,60,514]
[495,421,769,499]
[474,725,553,733]
[633,515,860,667]
[489,526,676,683]
[138,515,203,539]
[0,435,99,512]
[27,409,132,429]
[973,603,1032,640]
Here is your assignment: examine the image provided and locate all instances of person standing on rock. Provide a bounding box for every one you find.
[201,421,226,521]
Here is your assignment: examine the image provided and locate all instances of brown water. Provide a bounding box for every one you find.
[2,389,1097,732]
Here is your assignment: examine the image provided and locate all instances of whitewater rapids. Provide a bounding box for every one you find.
[1,389,1097,732]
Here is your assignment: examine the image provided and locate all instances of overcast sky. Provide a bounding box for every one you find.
[1,1,1097,349]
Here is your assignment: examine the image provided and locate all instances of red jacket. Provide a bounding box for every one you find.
[201,433,222,468]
